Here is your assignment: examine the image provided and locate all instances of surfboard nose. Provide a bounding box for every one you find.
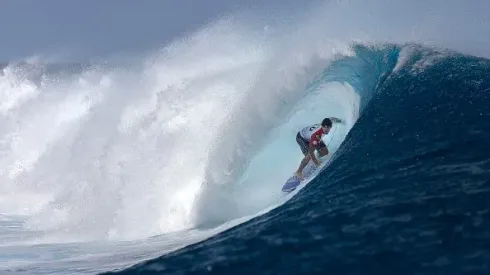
[282,176,301,192]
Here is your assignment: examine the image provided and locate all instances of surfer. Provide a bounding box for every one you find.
[294,117,342,180]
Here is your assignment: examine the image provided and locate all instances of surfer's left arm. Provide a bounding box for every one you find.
[329,117,343,124]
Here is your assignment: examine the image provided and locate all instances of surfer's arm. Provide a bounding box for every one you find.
[329,117,343,124]
[308,144,320,166]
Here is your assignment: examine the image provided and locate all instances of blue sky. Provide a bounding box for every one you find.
[0,0,308,61]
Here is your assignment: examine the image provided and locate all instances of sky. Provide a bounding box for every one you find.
[0,0,310,62]
[1,0,490,62]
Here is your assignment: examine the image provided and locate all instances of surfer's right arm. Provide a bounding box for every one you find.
[308,143,321,166]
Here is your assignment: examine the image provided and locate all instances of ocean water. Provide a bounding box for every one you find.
[1,1,490,275]
[103,45,490,275]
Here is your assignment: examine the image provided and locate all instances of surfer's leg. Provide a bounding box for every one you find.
[318,143,329,157]
[295,132,311,179]
[296,132,309,156]
[295,154,311,179]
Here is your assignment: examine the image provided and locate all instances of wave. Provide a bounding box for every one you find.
[106,42,490,275]
[1,0,490,274]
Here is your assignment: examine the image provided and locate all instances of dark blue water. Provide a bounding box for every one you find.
[103,44,490,275]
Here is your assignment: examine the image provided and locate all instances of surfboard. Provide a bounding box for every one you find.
[281,175,302,193]
[281,159,320,193]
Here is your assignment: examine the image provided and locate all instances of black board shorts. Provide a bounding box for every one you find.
[296,132,326,156]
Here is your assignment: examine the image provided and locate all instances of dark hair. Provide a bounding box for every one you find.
[321,118,332,127]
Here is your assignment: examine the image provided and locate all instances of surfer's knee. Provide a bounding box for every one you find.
[300,155,310,165]
[319,147,328,156]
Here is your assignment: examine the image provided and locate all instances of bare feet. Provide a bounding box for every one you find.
[295,171,304,180]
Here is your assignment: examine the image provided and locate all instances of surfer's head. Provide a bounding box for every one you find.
[321,118,332,133]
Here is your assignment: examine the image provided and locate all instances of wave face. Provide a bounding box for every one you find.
[2,1,490,275]
[106,46,490,274]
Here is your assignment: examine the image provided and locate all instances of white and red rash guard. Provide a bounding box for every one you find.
[299,124,324,145]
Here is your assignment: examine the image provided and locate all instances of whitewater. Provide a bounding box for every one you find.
[1,1,490,274]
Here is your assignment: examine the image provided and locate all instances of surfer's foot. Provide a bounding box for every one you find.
[295,172,303,180]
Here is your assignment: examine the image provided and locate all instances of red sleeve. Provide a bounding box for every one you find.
[310,128,323,146]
